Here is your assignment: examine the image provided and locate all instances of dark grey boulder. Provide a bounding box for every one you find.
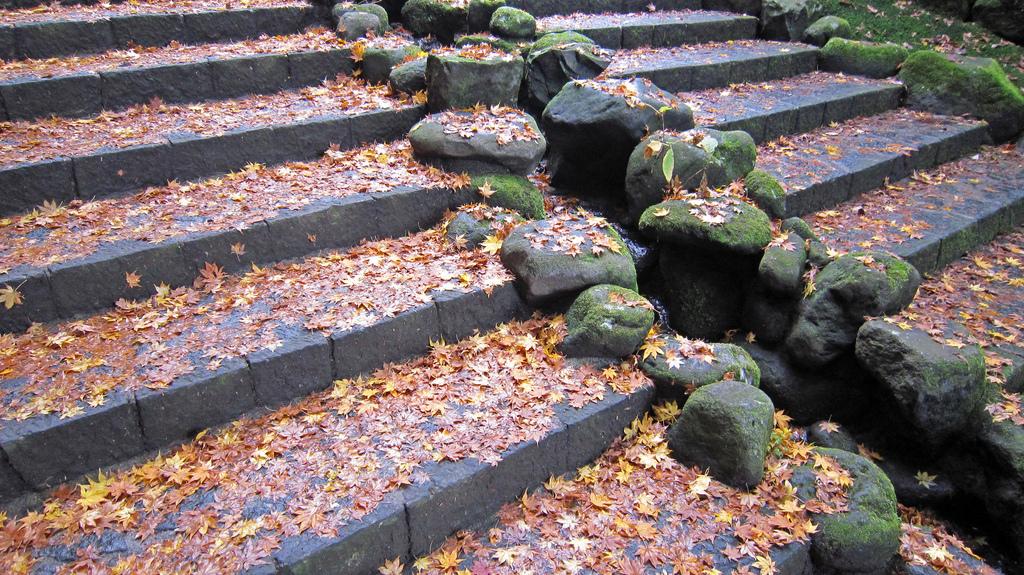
[425,51,524,111]
[760,0,822,41]
[524,40,610,112]
[468,0,506,32]
[362,43,422,85]
[803,15,851,46]
[759,233,807,297]
[806,420,859,453]
[388,57,427,94]
[401,0,468,42]
[658,248,753,341]
[641,337,760,403]
[408,110,546,175]
[561,284,655,359]
[337,11,385,41]
[972,0,1024,45]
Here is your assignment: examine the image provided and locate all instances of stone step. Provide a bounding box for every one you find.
[0,318,655,575]
[0,27,351,121]
[508,0,701,18]
[0,140,468,333]
[684,71,905,144]
[0,219,534,505]
[535,9,757,49]
[0,3,322,60]
[0,76,422,216]
[604,40,821,93]
[756,108,991,218]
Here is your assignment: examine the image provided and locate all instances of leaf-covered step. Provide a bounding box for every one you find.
[604,40,820,93]
[0,316,653,574]
[0,217,530,502]
[0,2,320,60]
[0,75,423,216]
[508,0,700,18]
[809,144,1024,275]
[0,141,471,333]
[535,9,757,49]
[684,71,904,143]
[0,27,351,121]
[756,108,991,218]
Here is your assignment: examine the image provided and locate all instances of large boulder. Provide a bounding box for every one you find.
[972,0,1024,45]
[541,78,693,191]
[760,0,821,41]
[855,321,987,451]
[667,380,775,489]
[900,50,1024,142]
[489,6,536,39]
[793,448,901,574]
[467,0,506,31]
[531,30,595,52]
[786,252,921,369]
[524,37,610,112]
[389,56,427,94]
[806,420,859,453]
[819,38,909,79]
[499,212,638,304]
[624,128,757,220]
[445,206,524,249]
[333,3,390,28]
[638,197,772,256]
[337,11,386,41]
[658,248,749,340]
[408,109,546,175]
[361,42,423,85]
[401,0,468,42]
[641,337,760,403]
[425,49,524,111]
[470,174,545,219]
[759,233,808,298]
[803,15,851,46]
[561,285,655,359]
[744,168,787,219]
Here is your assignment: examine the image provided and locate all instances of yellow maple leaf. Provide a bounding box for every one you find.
[0,284,23,309]
[481,235,503,255]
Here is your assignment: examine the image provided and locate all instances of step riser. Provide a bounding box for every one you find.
[0,104,421,216]
[508,0,701,17]
[0,6,323,60]
[612,48,819,93]
[543,16,757,50]
[706,85,904,144]
[0,179,464,334]
[273,387,654,575]
[0,282,530,505]
[781,124,991,218]
[0,48,352,121]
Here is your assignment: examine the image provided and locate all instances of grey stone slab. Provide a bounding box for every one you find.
[792,101,827,136]
[0,268,55,333]
[13,19,114,58]
[369,186,454,239]
[581,26,622,49]
[184,9,258,43]
[264,194,381,260]
[287,49,354,89]
[0,26,15,61]
[72,141,176,200]
[350,105,426,145]
[209,54,290,98]
[115,240,195,299]
[784,172,853,218]
[433,283,527,342]
[0,157,76,216]
[270,115,351,161]
[405,459,490,557]
[136,358,256,448]
[167,126,279,182]
[763,108,799,143]
[331,303,441,380]
[0,391,144,488]
[179,222,280,276]
[100,61,214,109]
[626,0,700,9]
[248,329,332,408]
[110,13,187,48]
[555,385,654,469]
[0,448,28,503]
[0,72,101,120]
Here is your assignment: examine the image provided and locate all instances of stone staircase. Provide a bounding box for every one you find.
[0,0,1020,572]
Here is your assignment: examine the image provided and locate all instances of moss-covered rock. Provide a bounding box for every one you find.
[639,198,773,256]
[625,128,757,220]
[489,6,536,39]
[744,168,786,219]
[900,50,1024,142]
[742,285,798,344]
[641,337,761,402]
[467,0,505,31]
[524,35,608,112]
[530,30,596,53]
[471,175,546,219]
[760,0,822,40]
[454,33,525,54]
[972,0,1024,45]
[332,2,390,29]
[668,380,775,488]
[425,51,524,111]
[445,207,522,249]
[401,0,468,42]
[781,216,817,242]
[795,448,901,574]
[389,56,427,94]
[409,110,545,174]
[336,11,385,41]
[803,15,851,46]
[819,38,909,79]
[561,285,655,358]
[759,233,807,297]
[362,43,423,84]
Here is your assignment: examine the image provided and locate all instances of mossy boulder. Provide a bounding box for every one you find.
[336,11,385,41]
[489,6,536,39]
[408,111,545,175]
[786,252,921,369]
[794,448,900,574]
[641,338,760,402]
[760,0,822,41]
[972,0,1024,45]
[525,39,609,112]
[819,38,909,79]
[759,233,807,297]
[471,175,546,219]
[803,15,851,46]
[541,78,694,191]
[389,56,427,94]
[639,199,773,256]
[531,30,596,52]
[425,51,524,111]
[401,0,468,42]
[499,217,638,304]
[658,249,748,340]
[782,216,817,242]
[668,380,775,488]
[900,50,1024,142]
[362,43,423,84]
[561,285,655,359]
[467,0,506,31]
[855,321,987,451]
[445,207,523,249]
[744,169,786,219]
[454,33,525,54]
[625,129,757,221]
[332,3,389,29]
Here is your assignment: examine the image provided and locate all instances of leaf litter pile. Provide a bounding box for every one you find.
[0,217,511,423]
[602,40,801,75]
[0,317,650,574]
[521,209,626,258]
[577,77,681,109]
[0,0,305,26]
[0,27,343,82]
[0,74,416,167]
[536,9,734,31]
[427,105,543,147]
[432,43,519,62]
[0,140,468,272]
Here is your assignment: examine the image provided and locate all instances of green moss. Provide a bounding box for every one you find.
[489,6,536,39]
[401,0,468,41]
[471,175,546,219]
[563,284,655,358]
[804,15,852,45]
[530,30,595,53]
[348,3,389,27]
[781,216,817,241]
[882,256,914,293]
[454,34,524,54]
[744,169,786,219]
[467,0,506,31]
[820,37,909,78]
[639,199,773,256]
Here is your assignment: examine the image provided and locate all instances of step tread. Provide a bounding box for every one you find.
[0,26,339,83]
[755,108,991,217]
[0,75,414,170]
[538,9,755,30]
[535,9,757,48]
[0,316,653,573]
[0,0,307,26]
[605,40,819,75]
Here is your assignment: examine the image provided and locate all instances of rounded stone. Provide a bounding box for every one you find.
[561,284,655,359]
[425,51,525,111]
[408,110,546,175]
[471,174,546,219]
[819,38,909,79]
[638,198,773,256]
[758,233,807,297]
[802,15,851,46]
[401,0,468,43]
[489,6,537,39]
[337,11,385,41]
[389,56,427,94]
[641,338,761,403]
